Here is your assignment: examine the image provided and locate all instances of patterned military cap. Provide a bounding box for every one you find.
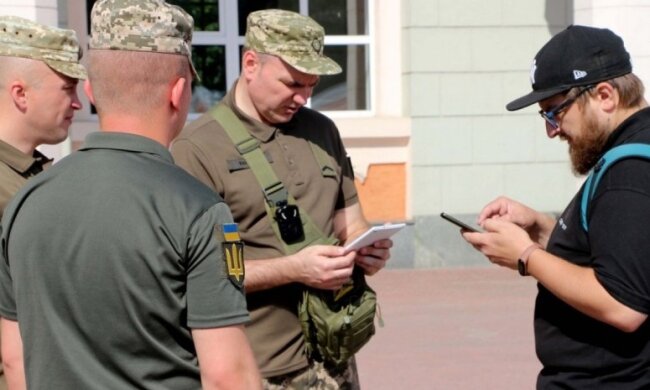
[0,16,86,80]
[245,9,342,76]
[89,0,198,78]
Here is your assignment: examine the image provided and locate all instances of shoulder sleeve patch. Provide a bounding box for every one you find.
[216,223,245,289]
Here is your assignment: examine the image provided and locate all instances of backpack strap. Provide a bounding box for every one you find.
[210,104,338,254]
[580,143,650,231]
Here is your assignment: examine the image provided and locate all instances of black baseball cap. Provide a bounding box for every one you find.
[506,25,632,111]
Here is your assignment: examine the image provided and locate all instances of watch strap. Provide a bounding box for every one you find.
[517,243,542,276]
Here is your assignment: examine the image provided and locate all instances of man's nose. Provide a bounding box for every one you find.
[546,121,561,138]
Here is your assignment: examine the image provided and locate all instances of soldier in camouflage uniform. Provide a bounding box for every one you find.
[172,9,393,389]
[0,15,86,390]
[0,1,260,389]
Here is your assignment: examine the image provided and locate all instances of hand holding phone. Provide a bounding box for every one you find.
[440,212,482,232]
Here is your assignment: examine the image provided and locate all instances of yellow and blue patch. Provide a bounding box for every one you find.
[221,223,244,288]
[223,222,241,242]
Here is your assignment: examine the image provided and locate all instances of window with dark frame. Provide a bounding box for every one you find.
[84,0,370,114]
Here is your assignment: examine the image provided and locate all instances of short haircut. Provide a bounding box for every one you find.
[575,73,645,109]
[0,56,46,88]
[87,50,189,116]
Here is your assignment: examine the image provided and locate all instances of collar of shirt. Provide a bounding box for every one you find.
[78,132,174,164]
[224,83,279,143]
[0,139,52,176]
[602,107,650,150]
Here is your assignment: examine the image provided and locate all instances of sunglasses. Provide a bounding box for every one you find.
[538,85,594,129]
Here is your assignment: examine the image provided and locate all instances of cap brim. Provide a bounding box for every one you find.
[506,86,568,111]
[45,59,87,80]
[283,55,342,76]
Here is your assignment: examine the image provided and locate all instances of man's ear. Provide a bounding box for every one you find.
[241,50,260,81]
[170,76,188,111]
[83,79,96,105]
[10,81,27,112]
[594,82,618,113]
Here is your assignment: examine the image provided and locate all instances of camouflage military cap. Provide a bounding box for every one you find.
[0,16,86,80]
[89,0,198,79]
[245,9,342,76]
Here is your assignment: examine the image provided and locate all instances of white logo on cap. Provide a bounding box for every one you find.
[573,70,587,80]
[530,59,537,85]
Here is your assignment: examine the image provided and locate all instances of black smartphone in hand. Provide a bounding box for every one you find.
[440,212,481,232]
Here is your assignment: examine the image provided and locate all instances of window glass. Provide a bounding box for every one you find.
[237,0,299,35]
[172,0,220,31]
[309,0,367,35]
[191,46,226,113]
[172,1,224,113]
[312,45,368,111]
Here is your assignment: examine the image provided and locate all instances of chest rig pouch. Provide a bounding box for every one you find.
[211,104,378,367]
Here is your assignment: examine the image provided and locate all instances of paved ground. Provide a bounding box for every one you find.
[355,267,541,389]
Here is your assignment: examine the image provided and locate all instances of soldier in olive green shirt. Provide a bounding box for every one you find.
[0,15,86,389]
[0,15,86,218]
[1,2,260,389]
[172,9,393,389]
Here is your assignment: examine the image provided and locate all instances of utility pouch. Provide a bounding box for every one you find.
[299,269,377,367]
[275,201,304,244]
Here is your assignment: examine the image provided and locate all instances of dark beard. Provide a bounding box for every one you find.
[569,112,610,175]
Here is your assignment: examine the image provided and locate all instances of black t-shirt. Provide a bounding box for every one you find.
[539,108,650,388]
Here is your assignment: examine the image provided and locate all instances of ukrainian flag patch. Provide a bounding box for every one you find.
[220,223,244,289]
[223,223,241,242]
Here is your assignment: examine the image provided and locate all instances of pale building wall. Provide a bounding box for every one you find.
[403,0,575,267]
[0,0,58,22]
[406,0,575,218]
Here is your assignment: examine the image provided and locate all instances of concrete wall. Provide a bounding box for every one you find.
[402,0,575,268]
[0,0,58,22]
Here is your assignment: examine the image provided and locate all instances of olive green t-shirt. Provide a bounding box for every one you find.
[0,132,249,389]
[171,89,359,377]
[0,139,51,219]
[0,140,50,387]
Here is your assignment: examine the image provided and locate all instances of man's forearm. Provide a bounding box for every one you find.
[1,319,25,390]
[527,250,647,332]
[244,256,298,293]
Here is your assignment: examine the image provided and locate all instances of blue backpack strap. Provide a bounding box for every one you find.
[580,143,650,231]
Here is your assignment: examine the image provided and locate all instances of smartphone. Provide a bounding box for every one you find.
[440,212,481,232]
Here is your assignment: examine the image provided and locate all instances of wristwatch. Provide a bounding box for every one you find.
[517,244,542,276]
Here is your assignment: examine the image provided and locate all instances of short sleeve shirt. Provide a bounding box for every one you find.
[0,132,249,390]
[171,88,359,377]
[538,107,650,388]
[0,139,51,218]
